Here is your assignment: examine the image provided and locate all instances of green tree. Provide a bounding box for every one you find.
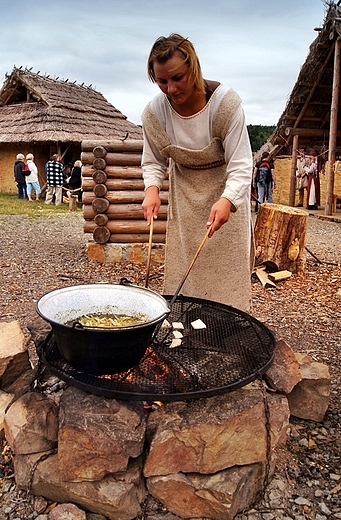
[247,125,276,152]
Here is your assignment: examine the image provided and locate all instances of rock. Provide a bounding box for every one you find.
[286,353,331,422]
[48,503,86,520]
[0,321,31,388]
[58,387,147,482]
[16,453,146,520]
[147,462,267,520]
[265,339,302,393]
[144,387,290,477]
[0,390,14,431]
[4,391,58,454]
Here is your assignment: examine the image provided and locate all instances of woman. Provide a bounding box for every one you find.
[25,153,41,201]
[68,160,82,201]
[306,152,320,210]
[141,34,253,312]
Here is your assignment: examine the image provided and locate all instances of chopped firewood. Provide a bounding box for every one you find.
[254,267,276,287]
[269,270,292,281]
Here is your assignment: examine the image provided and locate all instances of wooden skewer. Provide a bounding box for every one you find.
[145,217,154,288]
[169,224,213,308]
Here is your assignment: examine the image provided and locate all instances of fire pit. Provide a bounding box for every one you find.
[41,295,276,401]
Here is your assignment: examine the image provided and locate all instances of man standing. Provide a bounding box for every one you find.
[253,151,276,205]
[45,154,65,205]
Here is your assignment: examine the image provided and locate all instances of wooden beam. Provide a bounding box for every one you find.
[325,38,341,216]
[284,127,340,137]
[293,44,336,128]
[289,135,299,206]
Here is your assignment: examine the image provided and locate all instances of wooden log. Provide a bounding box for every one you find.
[83,190,169,205]
[93,184,108,197]
[254,203,308,274]
[82,177,169,192]
[92,170,108,184]
[82,165,143,178]
[82,140,144,153]
[93,157,107,170]
[93,226,111,244]
[92,198,110,214]
[93,146,107,158]
[94,213,109,226]
[83,203,168,220]
[108,234,166,244]
[81,152,142,167]
[68,194,78,211]
[83,219,166,234]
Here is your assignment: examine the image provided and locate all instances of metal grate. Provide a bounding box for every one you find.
[41,295,276,401]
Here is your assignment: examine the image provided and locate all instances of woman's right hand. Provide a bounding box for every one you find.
[142,186,161,224]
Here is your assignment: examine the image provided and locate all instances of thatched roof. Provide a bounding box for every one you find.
[257,1,341,160]
[0,67,142,143]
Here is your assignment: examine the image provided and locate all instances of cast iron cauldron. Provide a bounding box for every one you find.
[36,283,170,376]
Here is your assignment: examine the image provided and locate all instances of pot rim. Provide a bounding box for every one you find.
[36,283,170,330]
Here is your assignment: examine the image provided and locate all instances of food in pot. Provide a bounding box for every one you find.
[66,312,147,329]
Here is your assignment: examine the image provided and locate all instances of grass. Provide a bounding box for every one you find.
[0,193,82,216]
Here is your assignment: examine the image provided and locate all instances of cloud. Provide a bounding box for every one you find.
[0,0,326,125]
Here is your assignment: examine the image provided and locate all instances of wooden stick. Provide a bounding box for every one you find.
[145,217,154,288]
[169,224,213,308]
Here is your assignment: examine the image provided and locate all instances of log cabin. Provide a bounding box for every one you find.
[0,67,142,192]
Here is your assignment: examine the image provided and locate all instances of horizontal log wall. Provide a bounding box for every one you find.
[81,140,169,247]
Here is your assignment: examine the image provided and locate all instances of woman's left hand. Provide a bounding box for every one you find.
[206,198,232,237]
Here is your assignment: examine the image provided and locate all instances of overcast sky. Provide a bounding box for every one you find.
[0,0,327,126]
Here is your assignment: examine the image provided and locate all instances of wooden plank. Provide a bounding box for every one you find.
[268,270,292,281]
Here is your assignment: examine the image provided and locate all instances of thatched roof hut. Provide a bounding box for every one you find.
[255,1,341,212]
[0,67,142,192]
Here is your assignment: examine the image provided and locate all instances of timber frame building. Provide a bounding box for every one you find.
[0,67,142,192]
[258,1,341,214]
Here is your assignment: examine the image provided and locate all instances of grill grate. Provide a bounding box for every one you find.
[41,295,276,401]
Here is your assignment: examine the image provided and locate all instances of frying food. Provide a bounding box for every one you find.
[67,312,146,329]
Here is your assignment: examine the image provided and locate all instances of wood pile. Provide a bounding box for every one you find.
[81,140,169,245]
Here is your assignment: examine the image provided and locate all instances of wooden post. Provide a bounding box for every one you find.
[325,38,341,216]
[254,203,309,274]
[289,134,299,207]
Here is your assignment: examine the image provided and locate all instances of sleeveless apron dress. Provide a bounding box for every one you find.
[142,89,252,313]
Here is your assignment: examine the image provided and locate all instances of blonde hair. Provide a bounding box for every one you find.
[147,33,205,94]
[74,160,82,168]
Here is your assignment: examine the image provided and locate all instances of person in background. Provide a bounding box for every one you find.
[306,151,320,210]
[296,147,309,207]
[25,153,41,201]
[68,160,82,202]
[252,151,275,204]
[13,153,28,199]
[141,33,253,313]
[45,154,65,206]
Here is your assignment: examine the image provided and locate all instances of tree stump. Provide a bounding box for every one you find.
[68,194,78,211]
[254,203,309,274]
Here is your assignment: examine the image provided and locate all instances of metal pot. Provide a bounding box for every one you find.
[36,283,170,375]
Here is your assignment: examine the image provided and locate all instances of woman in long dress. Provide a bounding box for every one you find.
[141,34,253,312]
[306,152,320,210]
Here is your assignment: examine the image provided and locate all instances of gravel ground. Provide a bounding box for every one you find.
[0,211,340,520]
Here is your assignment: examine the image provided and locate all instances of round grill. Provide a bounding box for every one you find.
[41,295,276,401]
